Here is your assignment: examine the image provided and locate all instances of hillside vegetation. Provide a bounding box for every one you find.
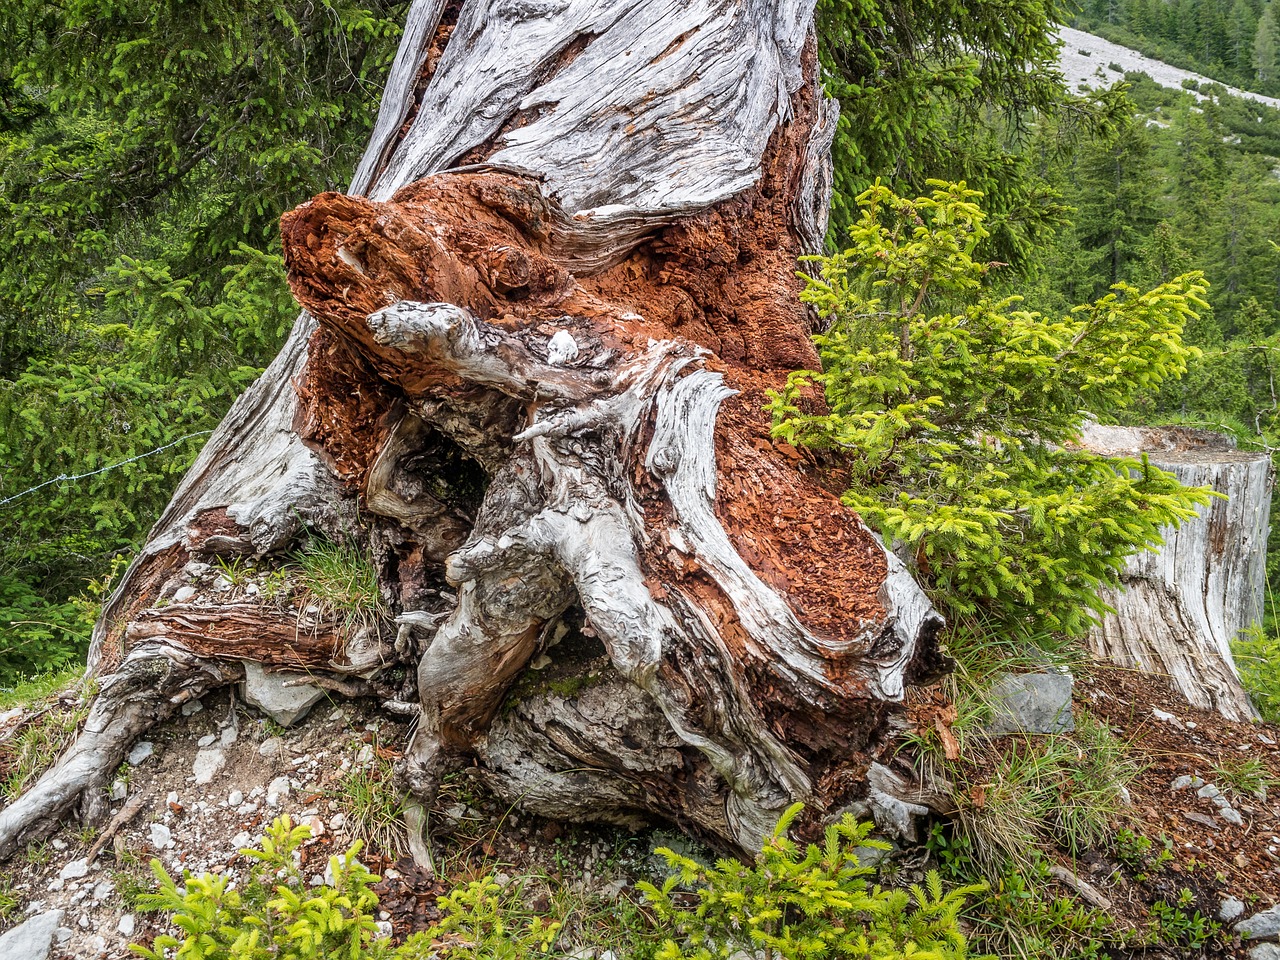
[4,4,1280,958]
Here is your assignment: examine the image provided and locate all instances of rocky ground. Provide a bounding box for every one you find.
[0,685,691,960]
[5,661,1280,958]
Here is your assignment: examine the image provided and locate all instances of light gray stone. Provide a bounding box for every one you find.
[173,585,198,604]
[109,779,127,802]
[242,662,325,726]
[117,914,135,938]
[1218,803,1245,826]
[192,748,226,785]
[1237,904,1280,940]
[1249,944,1280,960]
[984,671,1074,736]
[228,789,244,807]
[150,823,172,850]
[126,741,154,765]
[1221,897,1247,921]
[266,775,292,808]
[0,909,64,960]
[58,859,88,881]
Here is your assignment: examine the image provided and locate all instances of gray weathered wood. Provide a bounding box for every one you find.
[1079,423,1272,721]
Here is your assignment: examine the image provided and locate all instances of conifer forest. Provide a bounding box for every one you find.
[7,1,1280,958]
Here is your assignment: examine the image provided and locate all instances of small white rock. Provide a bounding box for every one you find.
[55,927,73,944]
[118,914,136,937]
[173,586,198,605]
[197,734,217,748]
[150,823,173,849]
[329,813,346,832]
[109,779,128,802]
[193,748,226,785]
[51,838,67,851]
[77,915,90,930]
[266,775,292,807]
[48,879,65,892]
[220,724,239,746]
[180,696,203,716]
[228,789,244,807]
[126,741,154,765]
[59,859,89,881]
[93,880,114,901]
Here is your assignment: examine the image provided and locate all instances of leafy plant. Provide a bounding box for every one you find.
[769,180,1213,635]
[1148,889,1220,949]
[131,816,386,960]
[398,877,562,960]
[639,802,984,960]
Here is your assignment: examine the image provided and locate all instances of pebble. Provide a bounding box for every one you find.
[48,879,64,892]
[110,779,128,802]
[266,775,292,807]
[92,880,114,901]
[118,914,136,937]
[77,915,90,930]
[220,724,239,746]
[173,585,198,604]
[1198,784,1222,800]
[228,789,244,807]
[55,927,72,944]
[1221,805,1246,826]
[51,838,67,851]
[150,823,173,849]
[193,748,226,785]
[259,737,286,759]
[1172,775,1205,791]
[376,921,393,938]
[127,741,155,765]
[197,734,217,748]
[180,696,203,715]
[329,813,346,832]
[231,831,252,849]
[1222,896,1247,921]
[58,859,88,881]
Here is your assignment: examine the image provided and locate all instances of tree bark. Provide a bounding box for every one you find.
[0,0,945,856]
[1078,423,1272,722]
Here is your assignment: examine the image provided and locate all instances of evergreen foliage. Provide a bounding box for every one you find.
[638,803,983,960]
[0,0,405,676]
[815,0,1122,266]
[769,182,1212,633]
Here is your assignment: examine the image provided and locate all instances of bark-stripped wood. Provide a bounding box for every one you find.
[1079,423,1272,722]
[1,0,945,854]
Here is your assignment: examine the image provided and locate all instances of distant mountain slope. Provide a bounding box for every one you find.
[1058,25,1280,108]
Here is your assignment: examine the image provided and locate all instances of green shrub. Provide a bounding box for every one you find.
[768,181,1213,635]
[638,803,984,960]
[132,817,386,960]
[131,818,563,960]
[1231,624,1280,722]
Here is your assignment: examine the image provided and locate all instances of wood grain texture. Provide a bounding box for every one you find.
[1080,423,1272,721]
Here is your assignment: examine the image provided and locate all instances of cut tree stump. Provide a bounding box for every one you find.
[0,0,946,856]
[1078,423,1272,722]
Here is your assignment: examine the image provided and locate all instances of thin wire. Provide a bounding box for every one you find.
[0,430,214,510]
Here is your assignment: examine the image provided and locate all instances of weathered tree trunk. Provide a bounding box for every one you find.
[1078,423,1272,722]
[0,0,945,856]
